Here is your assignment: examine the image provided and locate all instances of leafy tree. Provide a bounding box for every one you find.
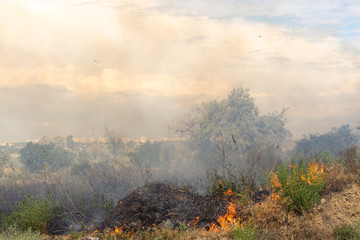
[104,128,126,161]
[66,135,74,150]
[171,88,291,174]
[52,136,65,148]
[131,141,162,167]
[294,124,359,156]
[0,150,9,169]
[19,142,74,172]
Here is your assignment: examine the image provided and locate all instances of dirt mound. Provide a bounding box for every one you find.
[306,183,360,239]
[100,183,234,231]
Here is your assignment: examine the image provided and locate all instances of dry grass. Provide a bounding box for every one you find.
[322,162,360,195]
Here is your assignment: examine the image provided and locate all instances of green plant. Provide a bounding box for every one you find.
[3,196,56,234]
[209,170,246,196]
[0,224,42,240]
[209,171,233,196]
[177,222,188,232]
[232,221,258,240]
[270,160,326,213]
[334,223,360,240]
[320,150,334,165]
[69,231,85,239]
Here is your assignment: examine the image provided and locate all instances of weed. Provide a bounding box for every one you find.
[3,196,56,234]
[209,171,236,196]
[69,231,85,239]
[232,221,258,240]
[177,222,188,232]
[0,224,42,240]
[209,169,254,197]
[334,223,360,240]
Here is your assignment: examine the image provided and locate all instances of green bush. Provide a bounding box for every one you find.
[209,171,233,196]
[270,160,326,213]
[232,221,258,240]
[3,197,56,234]
[0,224,42,240]
[19,142,74,172]
[334,223,360,240]
[208,169,255,197]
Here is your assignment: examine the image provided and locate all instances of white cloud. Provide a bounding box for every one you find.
[0,0,359,139]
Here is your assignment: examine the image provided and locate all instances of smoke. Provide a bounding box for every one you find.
[0,1,359,139]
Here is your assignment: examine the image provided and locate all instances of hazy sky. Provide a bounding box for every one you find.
[1,0,360,141]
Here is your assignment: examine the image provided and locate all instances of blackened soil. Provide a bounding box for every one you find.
[99,183,233,231]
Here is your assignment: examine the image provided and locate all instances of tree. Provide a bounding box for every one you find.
[170,88,291,175]
[66,135,75,150]
[131,141,162,167]
[52,136,65,148]
[294,124,359,156]
[19,142,74,172]
[104,128,126,161]
[0,150,9,169]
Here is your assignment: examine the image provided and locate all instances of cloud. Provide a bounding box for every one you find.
[29,122,60,127]
[0,84,193,141]
[0,0,359,140]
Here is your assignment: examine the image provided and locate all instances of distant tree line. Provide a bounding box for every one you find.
[293,124,359,156]
[20,142,74,173]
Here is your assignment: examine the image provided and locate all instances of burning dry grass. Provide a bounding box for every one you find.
[92,184,254,239]
[7,147,360,240]
[42,176,360,239]
[251,158,360,240]
[251,183,360,240]
[100,183,221,231]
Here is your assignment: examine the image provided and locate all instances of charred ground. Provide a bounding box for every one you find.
[99,182,251,232]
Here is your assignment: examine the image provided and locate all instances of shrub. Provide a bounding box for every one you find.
[232,221,258,240]
[19,142,74,172]
[209,171,235,196]
[208,169,256,197]
[3,196,56,234]
[293,124,358,156]
[270,160,326,213]
[334,223,360,240]
[209,171,242,196]
[0,224,42,240]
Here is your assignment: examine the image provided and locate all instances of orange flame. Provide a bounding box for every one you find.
[259,185,262,191]
[224,188,235,197]
[188,216,200,227]
[209,201,238,231]
[113,226,123,235]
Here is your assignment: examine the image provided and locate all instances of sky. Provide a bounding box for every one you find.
[0,0,360,142]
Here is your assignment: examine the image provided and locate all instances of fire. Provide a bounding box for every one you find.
[209,201,239,231]
[259,185,262,191]
[267,160,326,206]
[321,163,324,173]
[224,188,235,197]
[115,226,122,233]
[107,226,133,239]
[188,216,200,227]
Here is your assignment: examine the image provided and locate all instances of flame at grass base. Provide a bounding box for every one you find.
[209,201,240,231]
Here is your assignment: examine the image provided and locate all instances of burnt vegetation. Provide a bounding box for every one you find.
[0,88,360,239]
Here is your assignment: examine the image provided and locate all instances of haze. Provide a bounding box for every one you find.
[1,0,359,142]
